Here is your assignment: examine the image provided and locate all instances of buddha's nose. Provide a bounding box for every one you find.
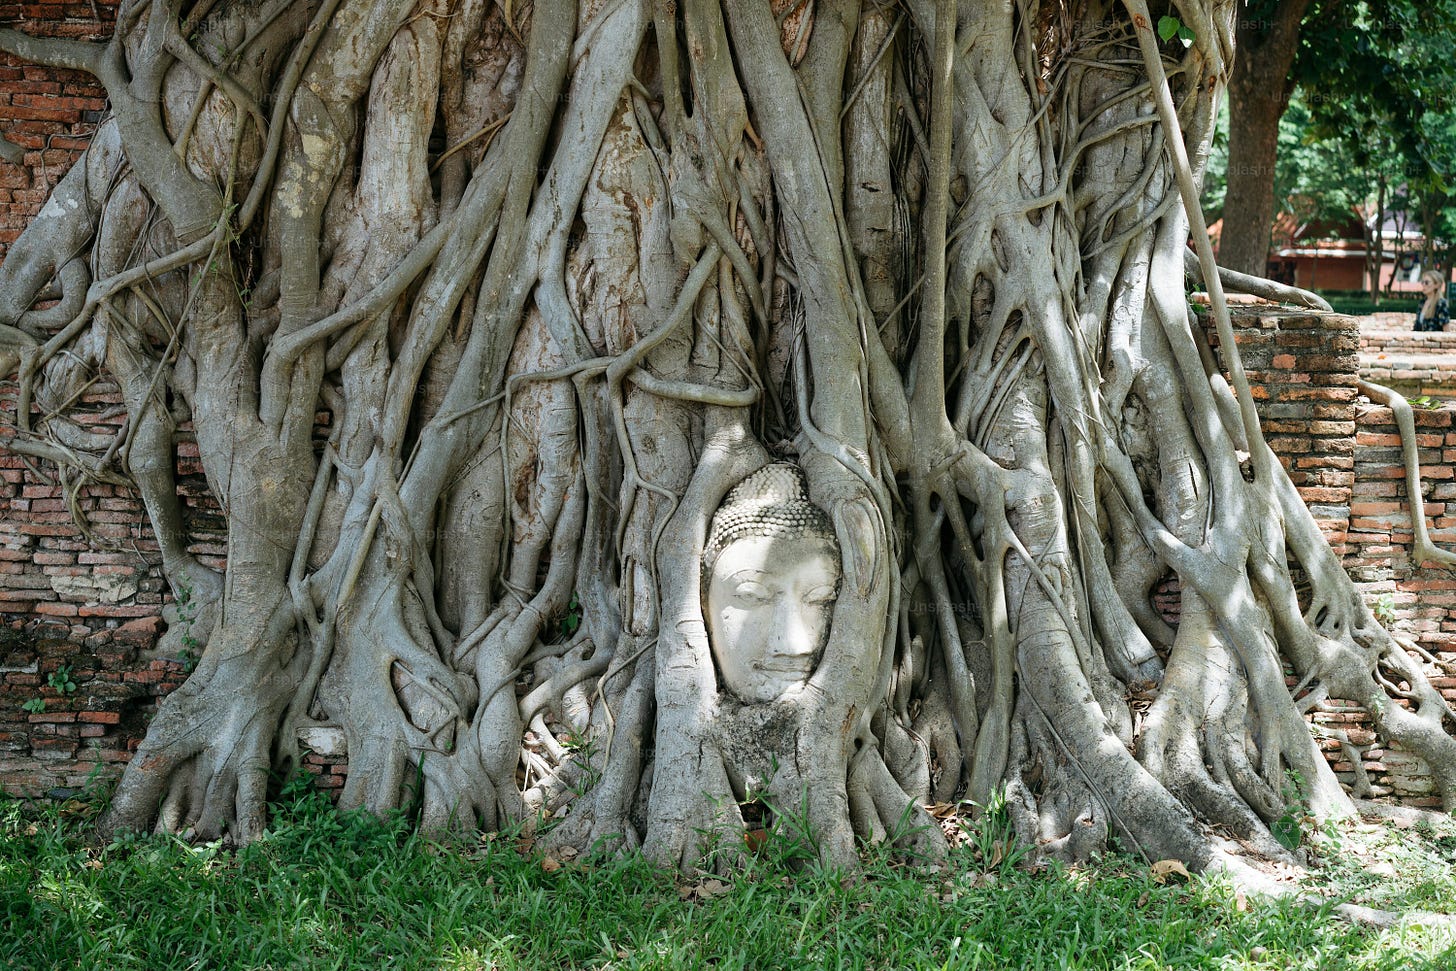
[771,603,819,658]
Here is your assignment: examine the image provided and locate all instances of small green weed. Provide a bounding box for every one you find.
[741,789,820,874]
[22,664,80,713]
[1271,770,1308,852]
[46,664,77,696]
[173,573,202,659]
[961,788,1030,872]
[559,593,582,638]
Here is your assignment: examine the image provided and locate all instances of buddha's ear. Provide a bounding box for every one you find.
[833,496,879,600]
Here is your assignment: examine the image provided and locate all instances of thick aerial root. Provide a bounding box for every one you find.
[1002,714,1112,865]
[847,744,949,859]
[328,606,466,819]
[539,646,654,855]
[103,623,303,843]
[1008,678,1217,868]
[1358,380,1456,569]
[1137,601,1300,860]
[1182,251,1332,312]
[644,741,750,875]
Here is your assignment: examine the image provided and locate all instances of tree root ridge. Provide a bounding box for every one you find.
[2,0,1450,878]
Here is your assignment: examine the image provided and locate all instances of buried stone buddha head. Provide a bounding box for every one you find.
[702,463,842,705]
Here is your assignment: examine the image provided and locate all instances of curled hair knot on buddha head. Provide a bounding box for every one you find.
[702,463,839,573]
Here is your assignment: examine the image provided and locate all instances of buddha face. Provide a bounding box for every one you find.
[706,533,840,704]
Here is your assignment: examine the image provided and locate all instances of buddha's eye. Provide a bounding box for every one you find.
[803,585,838,606]
[733,580,773,604]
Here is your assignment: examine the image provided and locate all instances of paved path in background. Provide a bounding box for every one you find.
[1359,311,1418,332]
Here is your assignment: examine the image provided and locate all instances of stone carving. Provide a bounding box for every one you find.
[702,463,840,704]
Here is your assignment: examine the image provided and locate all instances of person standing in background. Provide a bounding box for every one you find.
[1414,269,1451,332]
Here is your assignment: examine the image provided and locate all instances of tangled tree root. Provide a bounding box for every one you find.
[0,0,1450,875]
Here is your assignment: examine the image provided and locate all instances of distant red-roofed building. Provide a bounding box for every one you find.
[1208,205,1450,294]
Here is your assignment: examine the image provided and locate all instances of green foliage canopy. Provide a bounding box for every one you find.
[1212,0,1456,268]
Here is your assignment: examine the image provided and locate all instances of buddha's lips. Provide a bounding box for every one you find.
[751,659,815,674]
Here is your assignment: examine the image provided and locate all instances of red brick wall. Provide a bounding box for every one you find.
[1361,329,1456,403]
[1227,308,1360,554]
[1225,309,1456,808]
[0,3,116,263]
[1328,402,1456,806]
[0,370,226,796]
[0,4,141,796]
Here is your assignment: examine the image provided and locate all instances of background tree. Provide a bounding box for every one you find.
[1218,0,1456,278]
[1,0,1454,880]
[1405,107,1456,278]
[1205,92,1430,300]
[1203,95,1369,244]
[1218,0,1311,276]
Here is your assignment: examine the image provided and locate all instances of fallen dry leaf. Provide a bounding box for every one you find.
[699,878,731,898]
[677,878,732,901]
[1150,859,1191,883]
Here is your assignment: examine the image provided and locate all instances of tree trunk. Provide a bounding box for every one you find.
[1,0,1453,877]
[1220,0,1309,276]
[1371,177,1387,302]
[1421,199,1437,272]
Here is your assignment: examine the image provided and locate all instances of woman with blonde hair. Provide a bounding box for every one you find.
[1414,269,1451,332]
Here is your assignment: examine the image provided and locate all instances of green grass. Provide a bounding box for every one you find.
[1307,815,1456,916]
[2,783,1454,970]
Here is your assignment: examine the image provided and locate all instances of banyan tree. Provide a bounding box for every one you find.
[2,0,1454,877]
